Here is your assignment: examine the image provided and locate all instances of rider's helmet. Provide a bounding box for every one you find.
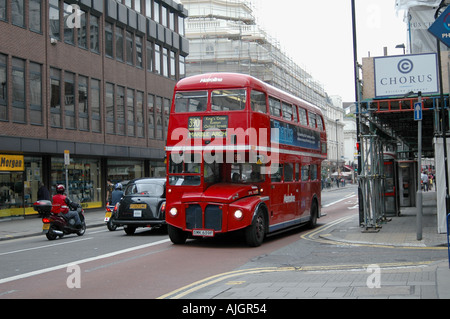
[115,183,123,190]
[56,184,65,194]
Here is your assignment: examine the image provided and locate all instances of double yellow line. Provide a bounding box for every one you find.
[157,260,436,299]
[158,215,444,299]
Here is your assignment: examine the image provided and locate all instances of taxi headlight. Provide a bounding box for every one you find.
[234,209,243,220]
[169,207,178,217]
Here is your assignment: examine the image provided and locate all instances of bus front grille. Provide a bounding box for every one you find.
[186,204,222,231]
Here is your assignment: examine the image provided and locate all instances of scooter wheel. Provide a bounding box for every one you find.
[77,223,86,236]
[46,227,58,241]
[107,220,118,231]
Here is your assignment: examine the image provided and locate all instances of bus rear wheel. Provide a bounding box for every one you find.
[245,210,266,247]
[168,224,188,245]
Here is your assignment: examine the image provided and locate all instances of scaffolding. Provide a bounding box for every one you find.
[180,0,332,112]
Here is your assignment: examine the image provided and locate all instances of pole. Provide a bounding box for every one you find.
[351,0,364,225]
[436,1,450,236]
[417,92,423,241]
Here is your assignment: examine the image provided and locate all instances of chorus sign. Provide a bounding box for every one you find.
[0,155,24,171]
[374,53,439,98]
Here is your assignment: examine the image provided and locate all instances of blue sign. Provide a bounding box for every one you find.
[428,6,450,47]
[270,119,320,150]
[414,102,423,121]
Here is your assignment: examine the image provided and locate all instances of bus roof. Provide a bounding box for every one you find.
[175,73,324,116]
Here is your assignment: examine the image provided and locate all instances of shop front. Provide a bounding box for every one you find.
[0,154,25,218]
[51,157,103,210]
[0,153,167,218]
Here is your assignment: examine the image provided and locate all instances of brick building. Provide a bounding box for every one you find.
[0,0,189,217]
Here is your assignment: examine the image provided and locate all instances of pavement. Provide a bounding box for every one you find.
[1,188,449,299]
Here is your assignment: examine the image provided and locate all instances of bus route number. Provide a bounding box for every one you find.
[188,117,201,131]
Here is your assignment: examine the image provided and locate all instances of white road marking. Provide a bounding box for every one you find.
[0,239,171,285]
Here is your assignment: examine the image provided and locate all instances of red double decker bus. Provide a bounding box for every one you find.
[165,73,327,246]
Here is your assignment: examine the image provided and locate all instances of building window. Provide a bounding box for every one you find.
[117,85,125,135]
[90,15,99,53]
[162,47,168,77]
[146,40,153,72]
[0,54,7,121]
[153,1,159,23]
[12,57,25,123]
[161,5,167,27]
[105,22,113,58]
[63,2,74,44]
[78,8,87,49]
[91,78,101,132]
[116,26,124,61]
[163,98,170,140]
[136,91,144,138]
[136,35,143,68]
[127,88,135,137]
[178,16,185,37]
[147,93,154,139]
[0,0,6,21]
[50,68,62,127]
[179,55,185,79]
[170,50,176,79]
[78,75,89,131]
[64,72,75,129]
[155,44,161,74]
[29,0,42,33]
[169,10,174,31]
[11,0,24,27]
[29,62,42,125]
[145,0,151,18]
[126,31,134,65]
[106,82,115,134]
[155,96,162,139]
[135,0,141,13]
[49,0,60,40]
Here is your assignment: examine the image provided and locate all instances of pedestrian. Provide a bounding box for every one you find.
[37,182,50,201]
[421,172,428,192]
[106,179,114,204]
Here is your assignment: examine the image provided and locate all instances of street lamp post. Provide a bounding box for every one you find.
[336,119,340,187]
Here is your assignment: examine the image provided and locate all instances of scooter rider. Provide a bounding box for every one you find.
[111,183,124,206]
[52,185,82,228]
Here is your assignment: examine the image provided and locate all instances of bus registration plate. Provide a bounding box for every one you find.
[193,229,214,237]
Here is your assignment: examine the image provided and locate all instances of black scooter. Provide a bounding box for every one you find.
[33,199,86,240]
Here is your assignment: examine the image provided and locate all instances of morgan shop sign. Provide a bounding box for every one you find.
[0,155,24,171]
[374,53,439,98]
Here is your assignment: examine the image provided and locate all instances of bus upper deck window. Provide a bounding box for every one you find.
[211,89,246,111]
[251,90,267,113]
[175,91,208,113]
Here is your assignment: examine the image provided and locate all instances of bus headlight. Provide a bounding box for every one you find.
[234,210,243,220]
[169,207,178,217]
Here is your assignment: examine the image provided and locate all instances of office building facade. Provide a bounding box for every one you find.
[0,0,189,217]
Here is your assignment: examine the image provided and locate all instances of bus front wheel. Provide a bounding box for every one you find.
[168,224,188,245]
[245,210,266,247]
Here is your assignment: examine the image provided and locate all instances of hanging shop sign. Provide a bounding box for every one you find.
[0,155,25,171]
[374,53,439,98]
